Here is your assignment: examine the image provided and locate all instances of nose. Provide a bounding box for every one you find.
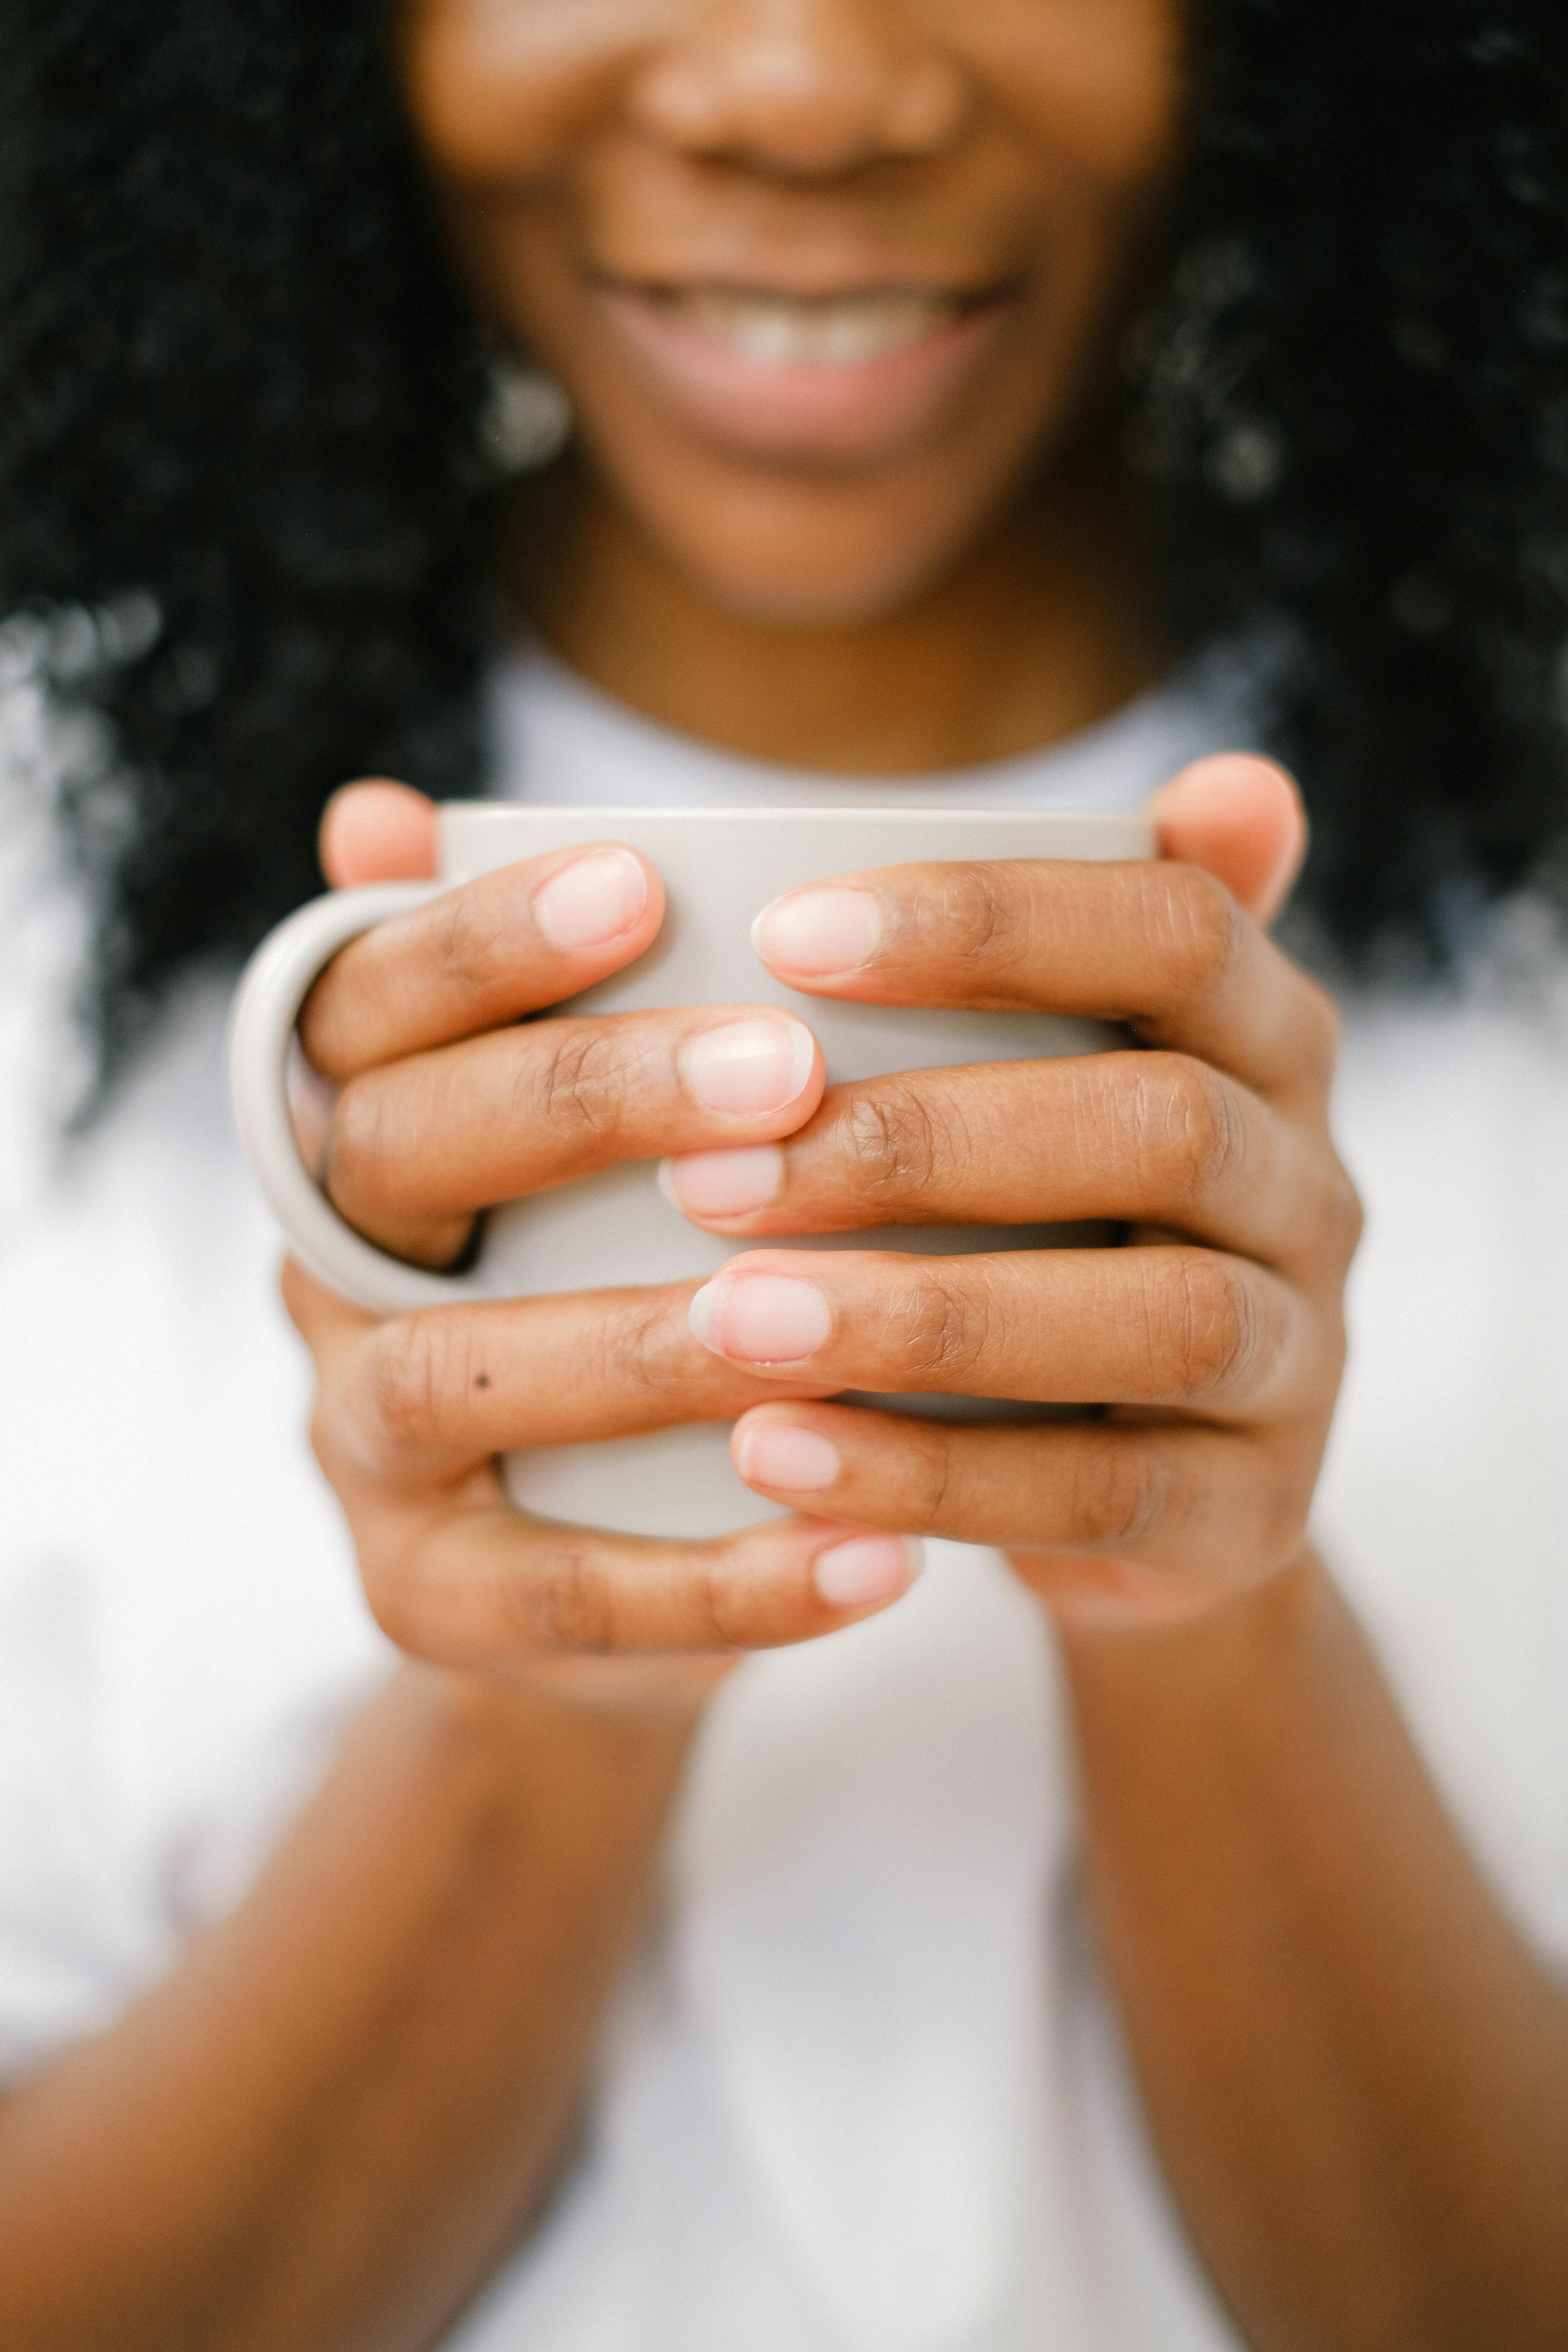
[627,0,973,179]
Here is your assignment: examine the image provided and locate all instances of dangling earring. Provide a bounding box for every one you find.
[481,352,573,475]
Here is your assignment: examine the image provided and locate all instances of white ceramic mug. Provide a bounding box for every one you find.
[230,802,1152,1536]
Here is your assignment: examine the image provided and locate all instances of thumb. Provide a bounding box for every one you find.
[1145,753,1307,926]
[319,778,439,888]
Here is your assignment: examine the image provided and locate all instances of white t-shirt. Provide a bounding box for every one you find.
[2,639,1566,2352]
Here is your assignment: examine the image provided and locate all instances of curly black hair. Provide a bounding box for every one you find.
[0,0,488,1079]
[2,0,1566,1081]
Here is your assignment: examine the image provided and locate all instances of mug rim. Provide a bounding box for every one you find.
[439,800,1152,828]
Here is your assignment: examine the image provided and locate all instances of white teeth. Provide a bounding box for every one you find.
[671,289,960,368]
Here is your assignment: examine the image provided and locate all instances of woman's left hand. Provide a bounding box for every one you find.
[670,755,1361,1623]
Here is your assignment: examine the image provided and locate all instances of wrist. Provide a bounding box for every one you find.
[1033,1540,1331,1663]
[1048,1549,1367,1787]
[429,1655,717,1755]
[350,1661,714,1836]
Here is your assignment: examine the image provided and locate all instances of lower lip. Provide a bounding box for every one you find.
[593,284,1012,461]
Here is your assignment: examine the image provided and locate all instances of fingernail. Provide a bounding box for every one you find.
[752,887,883,976]
[689,1270,832,1364]
[679,1017,815,1116]
[814,1534,923,1609]
[735,1420,841,1492]
[533,847,648,951]
[660,1145,784,1220]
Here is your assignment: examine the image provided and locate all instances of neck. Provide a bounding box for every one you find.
[503,447,1164,778]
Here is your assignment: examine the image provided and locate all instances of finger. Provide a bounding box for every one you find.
[280,1253,378,1368]
[322,1005,823,1266]
[662,1049,1345,1278]
[729,1399,1308,1580]
[299,842,665,1080]
[292,1270,926,1655]
[750,853,1338,1105]
[319,779,440,888]
[344,1498,924,1666]
[1145,754,1307,927]
[687,1244,1314,1420]
[324,1280,836,1489]
[288,1272,925,1658]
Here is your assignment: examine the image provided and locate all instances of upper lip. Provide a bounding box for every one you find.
[593,271,1017,309]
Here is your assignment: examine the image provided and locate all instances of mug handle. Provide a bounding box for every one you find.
[229,882,485,1315]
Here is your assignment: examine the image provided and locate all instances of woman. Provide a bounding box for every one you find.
[1,3,1566,2347]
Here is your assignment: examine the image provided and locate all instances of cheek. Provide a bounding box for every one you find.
[989,0,1187,398]
[398,0,623,183]
[991,0,1185,187]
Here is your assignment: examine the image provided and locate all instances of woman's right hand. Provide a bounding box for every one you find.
[281,781,924,1711]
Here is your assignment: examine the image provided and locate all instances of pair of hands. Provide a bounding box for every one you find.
[283,756,1359,1715]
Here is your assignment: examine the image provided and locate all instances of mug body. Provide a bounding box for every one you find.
[436,804,1148,1536]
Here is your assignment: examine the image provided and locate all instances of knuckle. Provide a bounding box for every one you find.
[1336,1166,1366,1257]
[353,1519,475,1662]
[891,1423,958,1535]
[296,970,347,1076]
[1155,864,1246,999]
[1140,1055,1248,1217]
[606,1294,692,1402]
[1072,1435,1168,1551]
[1318,1155,1365,1267]
[1154,1252,1266,1400]
[362,1312,458,1454]
[361,1553,432,1656]
[839,1082,945,1199]
[524,1535,619,1652]
[531,1022,632,1144]
[324,1072,418,1226]
[893,1268,988,1386]
[697,1554,758,1649]
[306,1393,340,1481]
[429,886,512,1002]
[926,862,1019,968]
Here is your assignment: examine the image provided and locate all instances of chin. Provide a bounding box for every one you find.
[639,473,1006,632]
[690,561,946,631]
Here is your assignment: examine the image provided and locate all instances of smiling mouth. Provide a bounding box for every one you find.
[614,282,1004,370]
